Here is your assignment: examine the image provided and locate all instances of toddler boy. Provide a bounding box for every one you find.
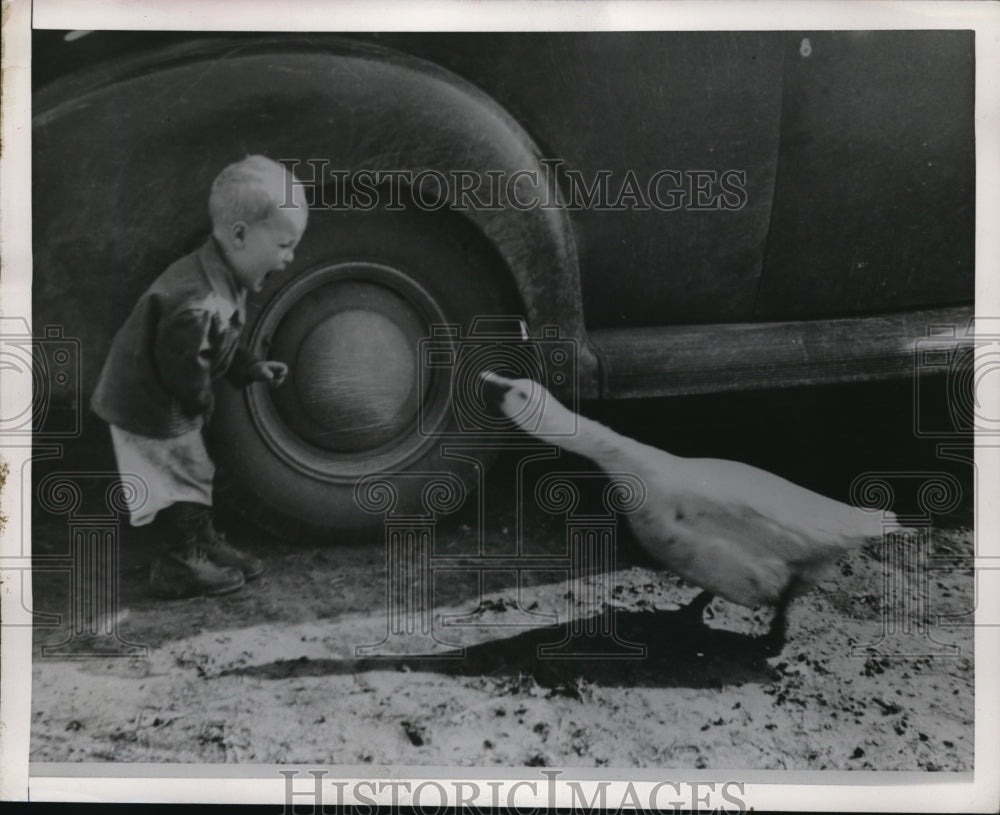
[92,155,309,597]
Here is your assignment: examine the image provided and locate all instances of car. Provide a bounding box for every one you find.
[31,29,975,533]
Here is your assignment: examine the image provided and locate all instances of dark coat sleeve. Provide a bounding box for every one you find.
[225,345,263,388]
[154,307,215,417]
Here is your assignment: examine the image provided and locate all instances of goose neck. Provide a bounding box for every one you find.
[556,415,663,471]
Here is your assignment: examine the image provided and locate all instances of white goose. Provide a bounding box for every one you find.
[482,372,898,654]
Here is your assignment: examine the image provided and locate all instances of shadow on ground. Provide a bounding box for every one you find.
[221,607,779,691]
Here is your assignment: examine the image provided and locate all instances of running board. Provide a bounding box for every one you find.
[588,305,974,399]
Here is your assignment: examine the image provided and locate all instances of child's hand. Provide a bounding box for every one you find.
[249,360,289,387]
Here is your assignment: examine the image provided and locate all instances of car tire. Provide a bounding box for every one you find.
[209,193,520,536]
[33,35,589,536]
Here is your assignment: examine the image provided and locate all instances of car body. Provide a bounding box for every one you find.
[31,29,975,530]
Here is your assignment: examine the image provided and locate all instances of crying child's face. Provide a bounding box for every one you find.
[229,204,308,293]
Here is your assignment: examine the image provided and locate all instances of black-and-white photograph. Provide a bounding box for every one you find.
[3,0,999,809]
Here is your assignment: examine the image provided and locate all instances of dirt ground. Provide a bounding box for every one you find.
[28,479,976,771]
[28,384,977,770]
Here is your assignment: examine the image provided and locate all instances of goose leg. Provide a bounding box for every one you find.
[758,579,800,657]
[678,590,714,623]
[759,604,788,657]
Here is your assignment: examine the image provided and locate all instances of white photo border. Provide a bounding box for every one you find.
[3,0,999,810]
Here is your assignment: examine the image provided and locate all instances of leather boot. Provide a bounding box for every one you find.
[202,530,265,580]
[173,501,265,580]
[148,503,245,598]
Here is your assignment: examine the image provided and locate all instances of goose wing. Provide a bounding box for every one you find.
[630,497,853,607]
[663,457,891,541]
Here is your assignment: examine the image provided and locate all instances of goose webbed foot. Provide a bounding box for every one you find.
[677,590,714,624]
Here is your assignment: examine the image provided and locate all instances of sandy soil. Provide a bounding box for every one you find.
[29,457,975,770]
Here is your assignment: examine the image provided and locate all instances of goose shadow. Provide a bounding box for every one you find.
[222,608,780,690]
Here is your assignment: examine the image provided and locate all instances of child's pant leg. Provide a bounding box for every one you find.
[108,425,214,527]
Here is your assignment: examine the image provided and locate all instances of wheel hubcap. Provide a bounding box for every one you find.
[246,262,450,480]
[291,310,416,450]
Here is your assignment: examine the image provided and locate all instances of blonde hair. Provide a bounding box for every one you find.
[209,155,305,230]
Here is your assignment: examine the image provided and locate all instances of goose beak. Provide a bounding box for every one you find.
[479,370,513,416]
[479,371,510,387]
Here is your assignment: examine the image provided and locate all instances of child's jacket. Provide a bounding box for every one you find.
[91,237,262,438]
